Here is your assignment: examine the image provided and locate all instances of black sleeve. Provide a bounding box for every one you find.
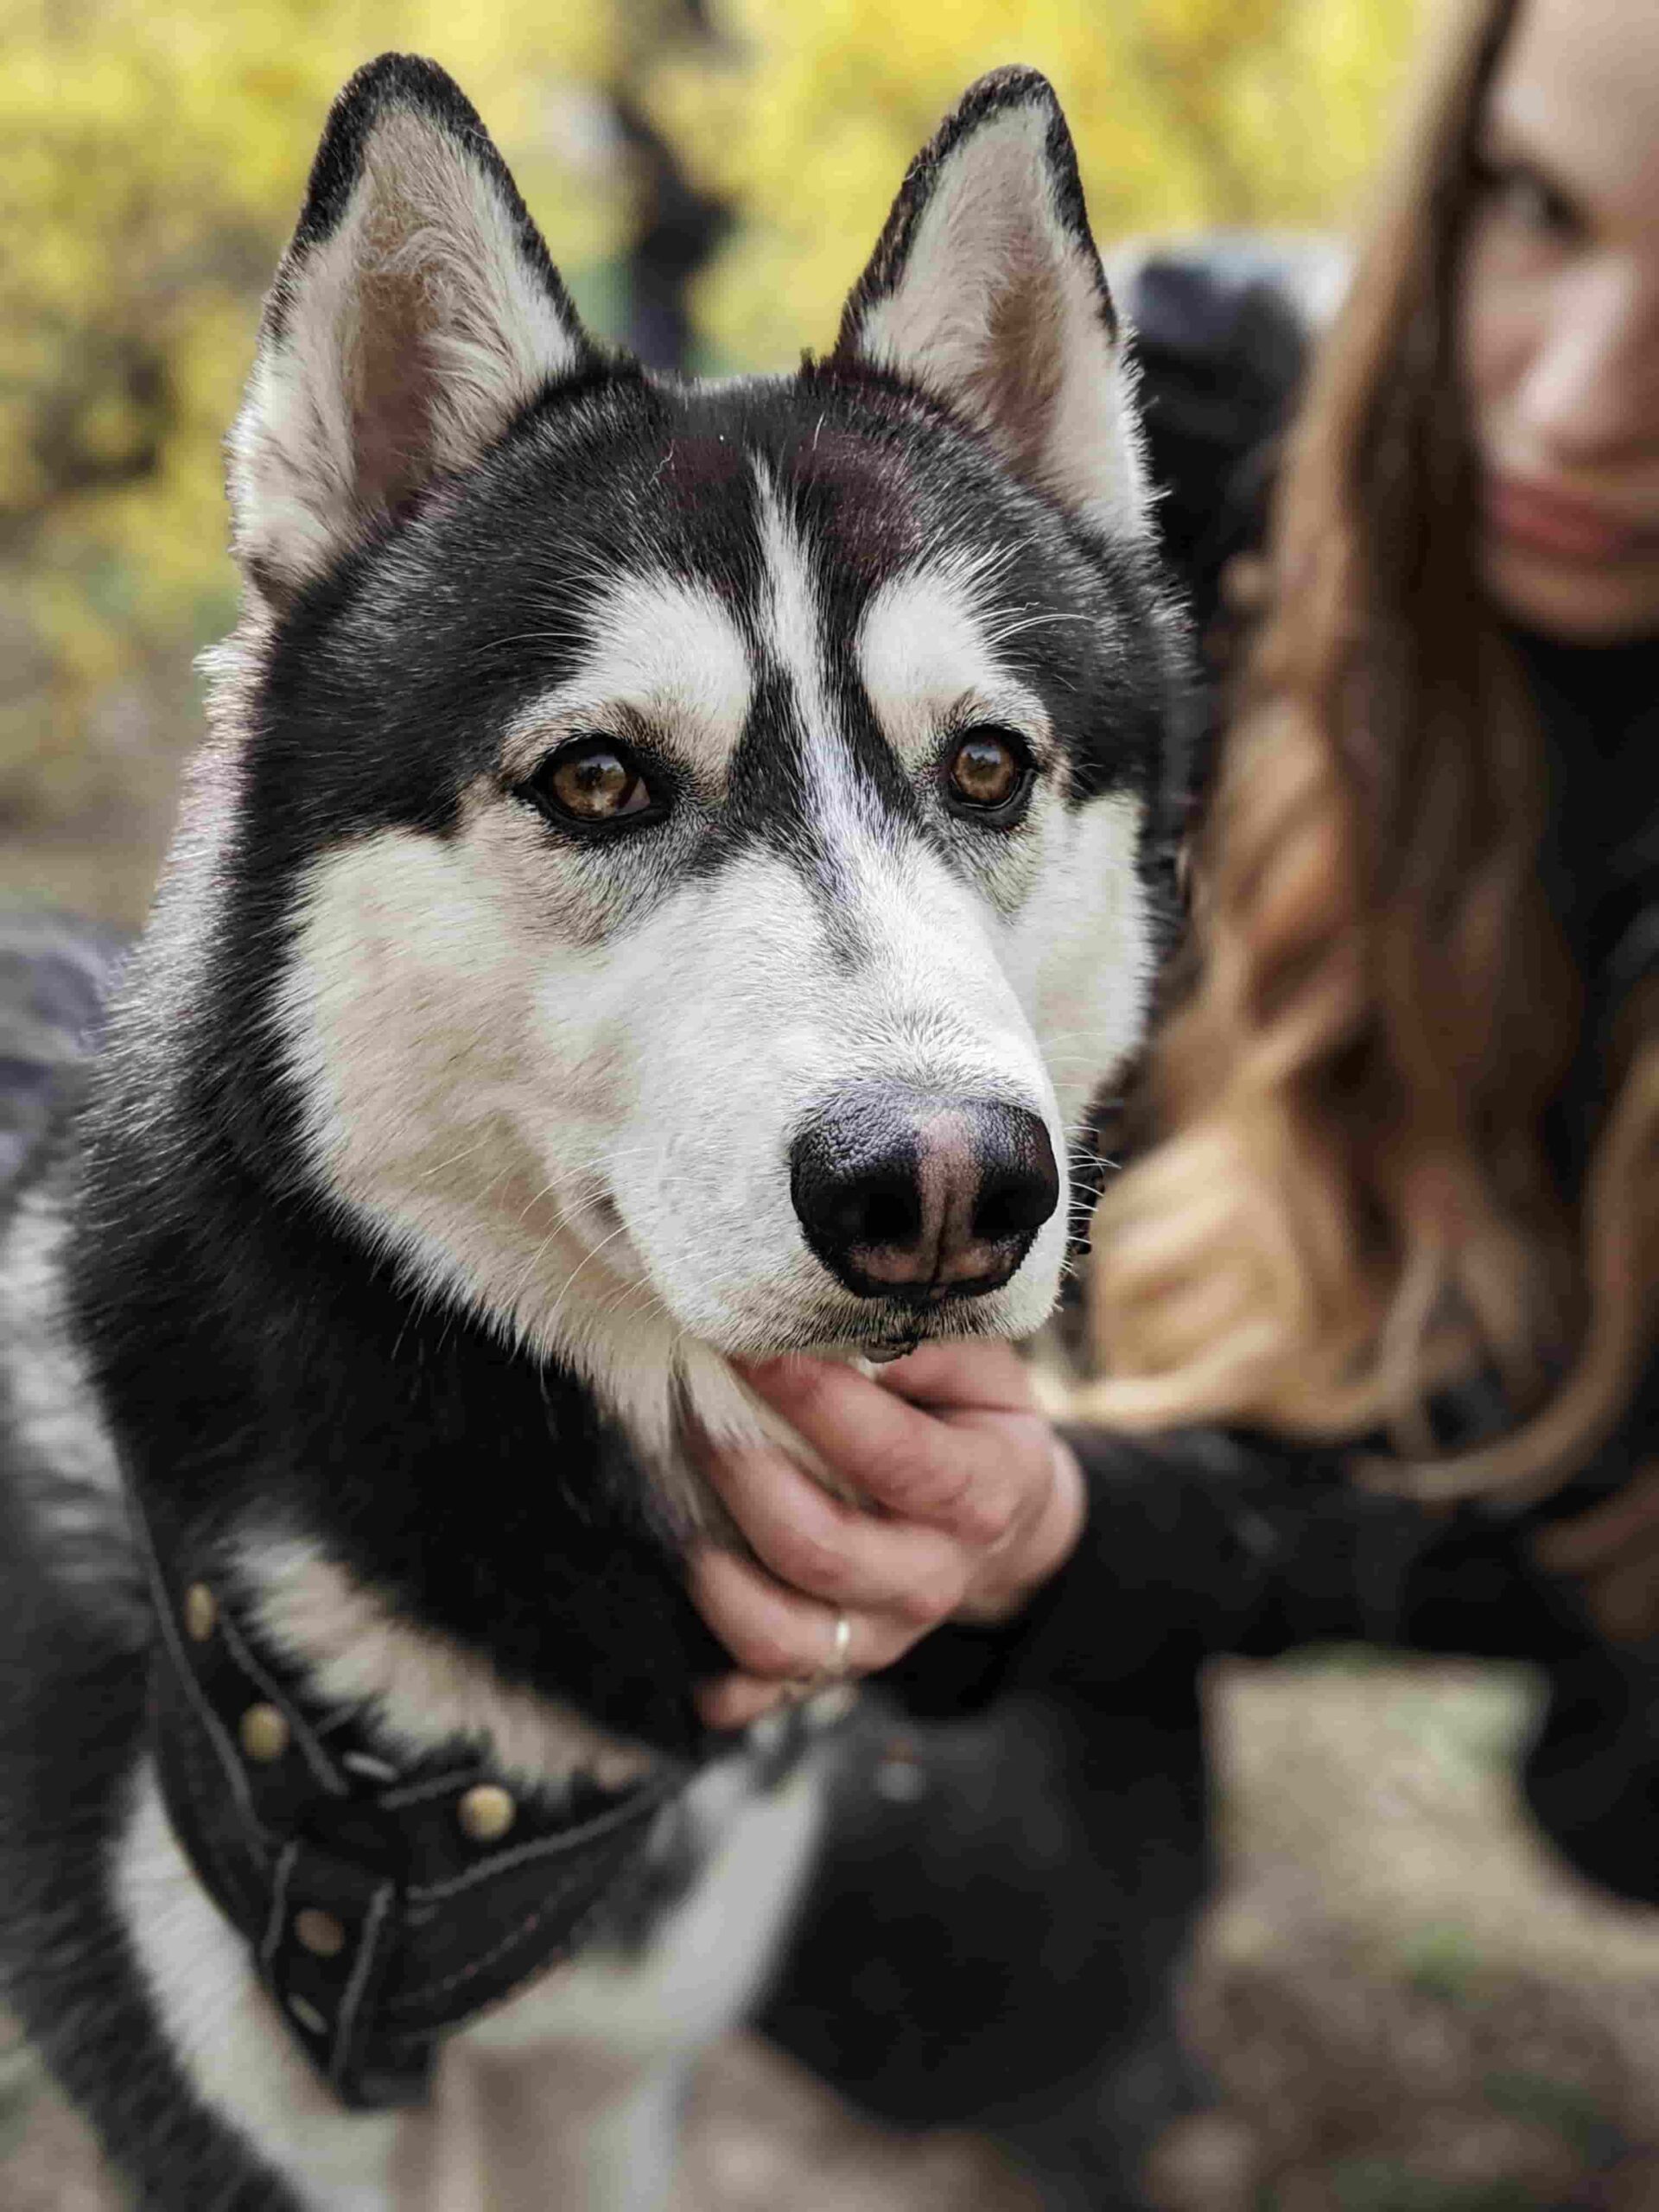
[875,1422,1313,1719]
[878,1419,1596,1719]
[880,1414,1659,1913]
[1522,1637,1659,1907]
[1514,1388,1659,1910]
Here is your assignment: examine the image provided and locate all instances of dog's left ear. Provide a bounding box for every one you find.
[834,68,1149,540]
[229,54,604,608]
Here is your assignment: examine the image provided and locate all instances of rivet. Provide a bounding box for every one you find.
[295,1907,346,1959]
[183,1583,218,1642]
[457,1783,517,1844]
[238,1703,289,1764]
[874,1754,928,1805]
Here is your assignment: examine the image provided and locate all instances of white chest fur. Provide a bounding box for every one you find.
[116,1750,825,2212]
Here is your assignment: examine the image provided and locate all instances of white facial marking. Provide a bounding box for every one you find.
[754,470,833,740]
[856,552,1055,771]
[750,465,874,859]
[503,573,753,787]
[1001,789,1157,1116]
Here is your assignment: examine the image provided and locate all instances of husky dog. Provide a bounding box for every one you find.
[0,54,1185,2212]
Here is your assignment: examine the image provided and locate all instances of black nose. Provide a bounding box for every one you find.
[790,1087,1059,1304]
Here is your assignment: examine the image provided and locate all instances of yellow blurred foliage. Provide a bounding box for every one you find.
[653,0,1419,369]
[1,0,1420,848]
[1,0,628,825]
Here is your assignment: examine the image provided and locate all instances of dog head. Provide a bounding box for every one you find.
[177,57,1183,1463]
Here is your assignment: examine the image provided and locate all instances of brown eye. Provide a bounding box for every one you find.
[521,738,666,832]
[944,728,1033,818]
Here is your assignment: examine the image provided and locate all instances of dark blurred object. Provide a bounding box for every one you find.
[0,912,123,1195]
[613,0,732,374]
[1124,235,1344,646]
[8,340,171,549]
[761,1688,1212,2211]
[1123,237,1344,828]
[613,94,732,376]
[1046,240,1345,1362]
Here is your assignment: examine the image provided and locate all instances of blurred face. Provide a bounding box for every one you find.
[1459,0,1659,642]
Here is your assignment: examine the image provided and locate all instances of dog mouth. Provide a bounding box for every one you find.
[829,1294,1010,1361]
[701,1285,1013,1364]
[861,1332,925,1364]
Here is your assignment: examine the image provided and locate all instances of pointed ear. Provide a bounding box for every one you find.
[229,54,601,607]
[834,68,1149,541]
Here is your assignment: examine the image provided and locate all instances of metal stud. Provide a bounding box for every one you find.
[183,1583,217,1643]
[457,1783,516,1844]
[238,1703,289,1764]
[295,1908,346,1960]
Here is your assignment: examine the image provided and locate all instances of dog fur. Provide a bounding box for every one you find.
[0,55,1186,2210]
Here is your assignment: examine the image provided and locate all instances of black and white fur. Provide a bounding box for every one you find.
[0,56,1185,2211]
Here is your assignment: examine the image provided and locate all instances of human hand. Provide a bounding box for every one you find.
[688,1341,1084,1731]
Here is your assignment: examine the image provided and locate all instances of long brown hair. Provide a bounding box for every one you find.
[1084,0,1659,1496]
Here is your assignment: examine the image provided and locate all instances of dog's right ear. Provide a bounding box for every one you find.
[834,68,1149,543]
[229,54,601,609]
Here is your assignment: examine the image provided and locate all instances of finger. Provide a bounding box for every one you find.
[1534,1465,1659,1573]
[1592,1556,1659,1644]
[686,1544,910,1684]
[957,1433,1087,1624]
[734,1357,1022,1541]
[692,1439,969,1624]
[864,1338,1039,1415]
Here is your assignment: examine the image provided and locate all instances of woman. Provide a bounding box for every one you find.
[692,0,1659,1905]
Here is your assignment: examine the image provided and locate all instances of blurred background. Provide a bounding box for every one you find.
[18,4,1659,2209]
[3,0,1417,921]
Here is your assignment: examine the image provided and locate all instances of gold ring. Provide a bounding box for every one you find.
[824,1608,853,1681]
[776,1613,855,1708]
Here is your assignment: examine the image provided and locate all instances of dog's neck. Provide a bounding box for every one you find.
[69,1107,732,1766]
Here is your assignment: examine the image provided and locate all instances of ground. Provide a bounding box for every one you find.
[1168,1656,1659,2211]
[9,1658,1659,2210]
